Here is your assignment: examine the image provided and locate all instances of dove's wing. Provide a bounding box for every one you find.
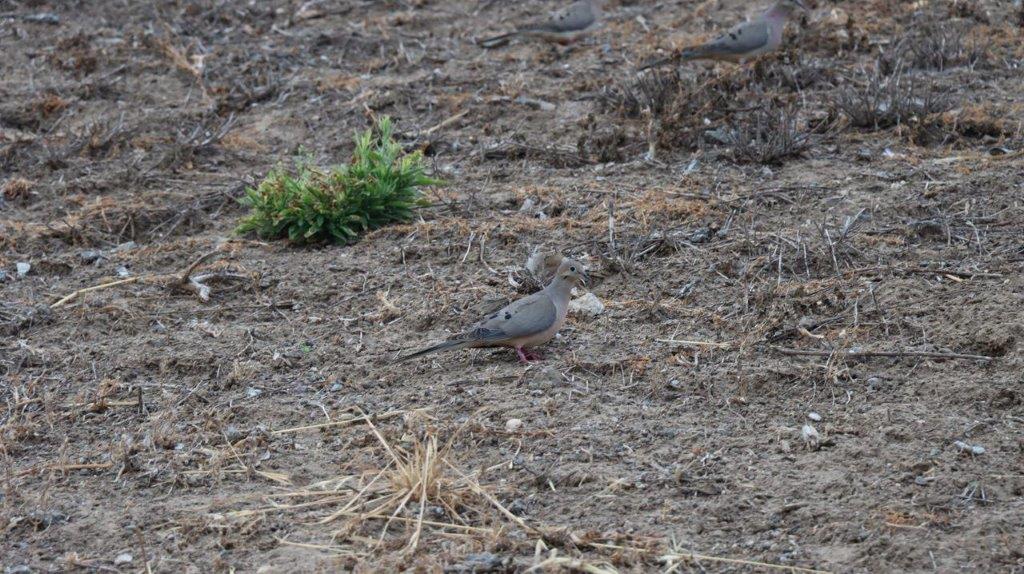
[458,290,557,344]
[689,19,772,59]
[521,0,598,34]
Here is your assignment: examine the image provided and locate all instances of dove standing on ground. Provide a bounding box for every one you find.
[396,258,587,363]
[479,0,606,48]
[641,0,807,69]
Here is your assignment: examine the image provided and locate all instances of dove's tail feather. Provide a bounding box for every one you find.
[639,47,706,70]
[395,340,472,363]
[479,32,517,48]
[639,54,675,71]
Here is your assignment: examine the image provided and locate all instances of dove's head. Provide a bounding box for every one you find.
[553,258,589,289]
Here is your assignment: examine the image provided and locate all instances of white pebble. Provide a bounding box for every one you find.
[954,440,985,455]
[16,262,30,277]
[801,424,820,449]
[808,412,822,422]
[569,292,605,317]
[505,418,523,432]
[114,553,133,565]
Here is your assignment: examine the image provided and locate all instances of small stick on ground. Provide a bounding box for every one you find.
[656,338,732,348]
[422,110,468,136]
[179,248,222,284]
[50,278,141,309]
[271,410,408,435]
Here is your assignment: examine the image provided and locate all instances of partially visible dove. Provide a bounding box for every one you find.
[640,0,807,69]
[396,258,588,363]
[479,0,606,48]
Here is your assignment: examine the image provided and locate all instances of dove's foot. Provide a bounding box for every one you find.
[515,348,544,362]
[515,347,544,363]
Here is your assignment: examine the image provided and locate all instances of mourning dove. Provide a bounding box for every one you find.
[640,0,807,69]
[479,0,606,48]
[397,258,588,363]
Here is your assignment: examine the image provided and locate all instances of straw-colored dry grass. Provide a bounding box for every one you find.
[228,409,525,556]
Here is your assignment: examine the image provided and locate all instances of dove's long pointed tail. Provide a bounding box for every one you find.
[479,32,517,48]
[639,47,706,70]
[639,54,675,71]
[394,340,472,363]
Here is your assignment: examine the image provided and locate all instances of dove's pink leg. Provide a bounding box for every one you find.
[515,348,544,362]
[515,347,529,363]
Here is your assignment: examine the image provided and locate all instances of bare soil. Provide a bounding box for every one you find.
[2,0,1023,572]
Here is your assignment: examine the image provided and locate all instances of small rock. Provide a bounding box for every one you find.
[514,96,555,111]
[224,425,244,442]
[16,262,31,277]
[79,250,104,264]
[330,382,344,392]
[246,387,262,399]
[505,418,523,432]
[688,227,710,243]
[507,499,527,515]
[801,424,820,450]
[22,12,60,24]
[703,127,731,145]
[271,351,294,368]
[456,552,506,573]
[569,292,605,317]
[116,265,131,278]
[824,7,850,27]
[0,270,7,282]
[114,553,133,565]
[113,241,137,252]
[953,440,985,455]
[808,412,822,422]
[5,566,33,574]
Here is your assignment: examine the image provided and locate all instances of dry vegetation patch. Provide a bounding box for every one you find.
[2,0,1022,572]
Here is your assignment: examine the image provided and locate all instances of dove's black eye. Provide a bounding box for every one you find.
[570,266,576,272]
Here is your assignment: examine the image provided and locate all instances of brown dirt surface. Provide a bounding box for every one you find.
[2,0,1023,572]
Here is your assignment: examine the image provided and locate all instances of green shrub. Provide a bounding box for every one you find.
[236,117,439,244]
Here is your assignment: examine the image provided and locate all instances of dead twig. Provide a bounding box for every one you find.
[422,110,468,136]
[50,278,141,309]
[179,249,222,284]
[50,247,251,308]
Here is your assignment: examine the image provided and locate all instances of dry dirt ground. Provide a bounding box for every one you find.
[2,0,1023,572]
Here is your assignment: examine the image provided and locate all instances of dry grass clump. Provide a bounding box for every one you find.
[902,22,988,71]
[834,63,952,130]
[2,177,34,203]
[721,104,811,165]
[234,410,524,556]
[598,68,684,119]
[593,63,827,162]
